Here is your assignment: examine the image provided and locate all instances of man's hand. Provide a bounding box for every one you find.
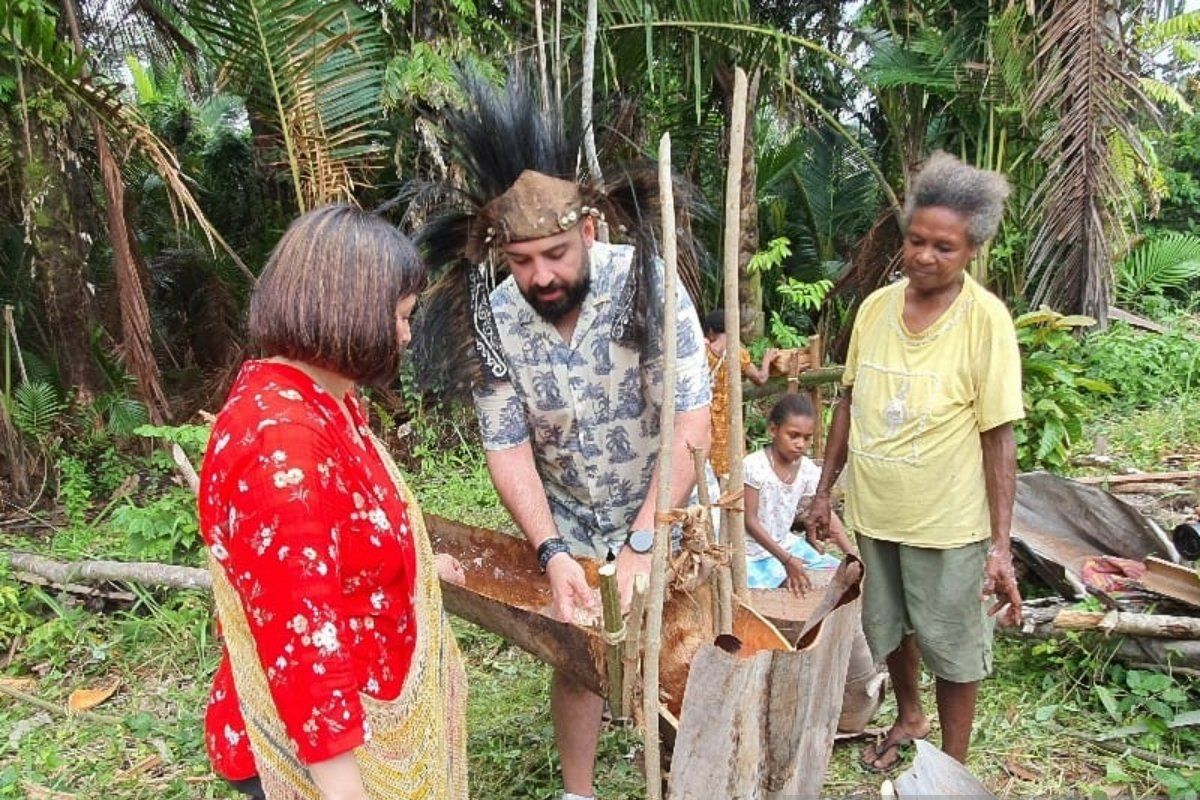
[982,544,1022,627]
[806,491,833,542]
[434,553,466,586]
[614,546,652,610]
[545,552,596,623]
[783,556,811,596]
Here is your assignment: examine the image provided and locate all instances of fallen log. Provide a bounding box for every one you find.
[5,551,211,592]
[1053,609,1200,639]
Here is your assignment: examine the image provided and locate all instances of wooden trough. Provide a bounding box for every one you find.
[425,514,792,720]
[427,513,864,794]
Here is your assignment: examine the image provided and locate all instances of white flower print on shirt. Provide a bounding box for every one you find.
[273,467,304,488]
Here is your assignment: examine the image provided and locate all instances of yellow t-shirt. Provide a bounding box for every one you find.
[842,275,1024,548]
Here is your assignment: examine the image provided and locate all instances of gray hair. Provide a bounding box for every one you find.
[902,151,1011,246]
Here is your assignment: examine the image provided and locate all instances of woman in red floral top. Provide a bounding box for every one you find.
[200,206,467,800]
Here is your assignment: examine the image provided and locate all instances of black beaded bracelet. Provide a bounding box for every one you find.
[536,537,571,573]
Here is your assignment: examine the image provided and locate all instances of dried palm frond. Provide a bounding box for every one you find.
[1024,0,1158,322]
[182,0,387,211]
[2,0,249,277]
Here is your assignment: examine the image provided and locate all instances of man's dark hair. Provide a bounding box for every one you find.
[768,393,815,426]
[702,309,726,336]
[249,204,426,387]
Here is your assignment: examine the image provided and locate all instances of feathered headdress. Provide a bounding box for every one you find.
[401,67,707,395]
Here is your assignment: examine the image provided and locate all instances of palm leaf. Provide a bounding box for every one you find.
[180,0,387,210]
[1115,233,1200,302]
[12,381,67,441]
[1024,0,1159,321]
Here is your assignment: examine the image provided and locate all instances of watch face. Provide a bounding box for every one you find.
[628,529,654,553]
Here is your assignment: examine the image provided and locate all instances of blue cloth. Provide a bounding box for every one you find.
[745,536,841,589]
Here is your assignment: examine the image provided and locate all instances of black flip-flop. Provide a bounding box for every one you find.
[859,730,922,773]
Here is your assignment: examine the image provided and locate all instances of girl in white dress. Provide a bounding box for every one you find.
[744,394,855,591]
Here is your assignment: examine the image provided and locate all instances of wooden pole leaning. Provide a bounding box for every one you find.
[722,66,751,602]
[692,445,732,634]
[642,132,680,800]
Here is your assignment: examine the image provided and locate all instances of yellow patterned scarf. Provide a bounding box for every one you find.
[209,437,468,799]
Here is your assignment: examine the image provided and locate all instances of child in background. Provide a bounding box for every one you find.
[744,393,855,592]
[745,393,884,735]
[703,309,775,479]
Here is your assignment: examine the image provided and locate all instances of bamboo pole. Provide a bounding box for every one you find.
[599,563,624,717]
[533,0,549,115]
[722,67,751,602]
[642,132,680,800]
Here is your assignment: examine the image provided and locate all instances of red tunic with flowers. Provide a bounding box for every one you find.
[200,361,417,781]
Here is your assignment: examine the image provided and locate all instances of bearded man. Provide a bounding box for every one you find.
[412,70,712,800]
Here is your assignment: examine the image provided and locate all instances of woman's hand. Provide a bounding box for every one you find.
[806,492,833,542]
[435,553,466,586]
[783,556,812,596]
[982,544,1022,626]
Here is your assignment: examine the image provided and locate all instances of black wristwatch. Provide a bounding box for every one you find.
[625,528,654,554]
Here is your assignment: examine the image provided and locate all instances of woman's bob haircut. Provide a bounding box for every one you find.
[249,204,426,387]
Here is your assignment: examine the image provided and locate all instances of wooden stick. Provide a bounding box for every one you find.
[642,132,679,800]
[690,445,714,544]
[622,573,648,721]
[807,335,824,458]
[722,66,751,602]
[0,681,125,726]
[1072,470,1200,486]
[1053,609,1200,639]
[716,564,734,636]
[691,445,732,635]
[598,563,624,718]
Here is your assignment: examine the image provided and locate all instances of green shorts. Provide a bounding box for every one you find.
[857,535,993,683]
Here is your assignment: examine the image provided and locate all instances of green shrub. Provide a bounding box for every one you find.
[108,486,203,565]
[1015,308,1113,471]
[1081,322,1200,409]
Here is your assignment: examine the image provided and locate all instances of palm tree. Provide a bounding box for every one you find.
[180,0,391,211]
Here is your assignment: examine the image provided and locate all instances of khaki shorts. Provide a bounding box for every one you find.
[857,535,993,683]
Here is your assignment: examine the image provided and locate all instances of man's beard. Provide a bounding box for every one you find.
[521,254,591,323]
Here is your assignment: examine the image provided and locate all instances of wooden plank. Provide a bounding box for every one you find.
[1140,556,1200,609]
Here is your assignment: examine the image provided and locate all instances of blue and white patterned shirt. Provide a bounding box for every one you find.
[473,242,711,558]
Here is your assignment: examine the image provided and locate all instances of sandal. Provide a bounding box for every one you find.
[859,728,925,773]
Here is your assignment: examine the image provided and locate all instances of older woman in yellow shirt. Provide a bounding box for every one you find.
[809,152,1024,772]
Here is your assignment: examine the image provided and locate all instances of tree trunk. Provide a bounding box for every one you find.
[22,98,104,402]
[60,0,169,422]
[738,70,762,339]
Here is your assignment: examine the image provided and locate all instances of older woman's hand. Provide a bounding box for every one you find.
[982,545,1022,626]
[806,491,833,542]
[435,553,467,586]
